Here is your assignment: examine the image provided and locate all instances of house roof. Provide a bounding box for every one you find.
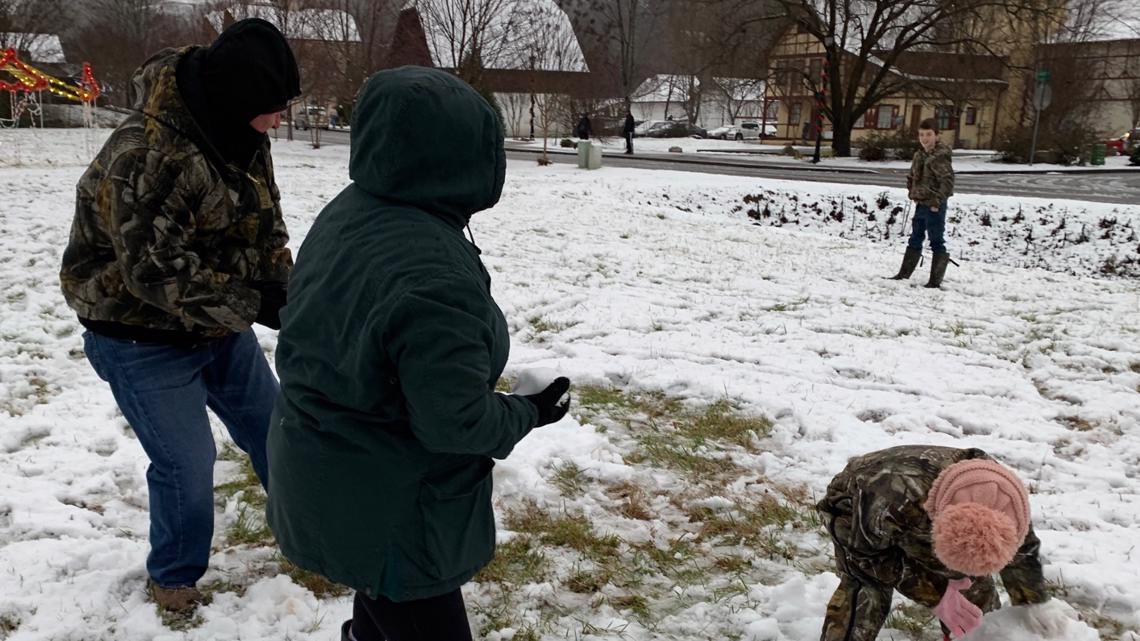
[411,0,587,72]
[882,50,1008,83]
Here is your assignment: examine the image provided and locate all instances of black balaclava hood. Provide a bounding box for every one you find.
[194,18,301,167]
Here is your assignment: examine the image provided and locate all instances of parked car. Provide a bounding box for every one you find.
[295,105,329,130]
[707,121,778,140]
[1105,132,1129,153]
[707,125,735,139]
[732,121,777,140]
[634,120,707,138]
[1105,129,1140,154]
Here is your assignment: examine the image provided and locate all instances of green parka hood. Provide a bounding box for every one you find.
[348,66,506,228]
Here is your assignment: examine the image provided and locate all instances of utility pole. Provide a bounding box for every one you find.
[811,36,834,164]
[1029,68,1051,165]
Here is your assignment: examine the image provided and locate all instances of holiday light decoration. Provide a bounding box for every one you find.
[0,49,100,103]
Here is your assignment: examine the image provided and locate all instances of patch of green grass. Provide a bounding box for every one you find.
[0,613,19,637]
[635,433,734,478]
[631,399,771,480]
[1073,605,1129,641]
[199,577,246,599]
[476,537,550,585]
[159,609,204,632]
[526,316,579,339]
[689,495,801,558]
[227,503,274,546]
[713,555,752,573]
[681,400,771,451]
[550,461,589,498]
[503,500,620,562]
[566,568,608,594]
[631,536,707,586]
[605,481,653,520]
[576,385,646,414]
[884,603,935,640]
[1057,415,1095,431]
[763,296,810,313]
[474,602,516,638]
[277,555,351,598]
[609,594,651,621]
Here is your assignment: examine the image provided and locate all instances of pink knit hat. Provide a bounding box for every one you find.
[924,459,1031,576]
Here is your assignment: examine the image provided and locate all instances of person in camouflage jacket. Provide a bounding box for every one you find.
[889,118,956,288]
[817,445,1057,641]
[58,19,300,613]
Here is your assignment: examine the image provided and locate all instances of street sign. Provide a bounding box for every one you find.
[1036,69,1051,83]
[1033,83,1052,111]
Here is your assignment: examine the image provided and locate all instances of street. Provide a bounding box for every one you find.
[289,128,1140,205]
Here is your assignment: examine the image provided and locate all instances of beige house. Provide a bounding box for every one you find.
[763,29,1007,149]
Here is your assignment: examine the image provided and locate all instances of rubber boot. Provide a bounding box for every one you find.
[890,248,922,280]
[925,253,950,288]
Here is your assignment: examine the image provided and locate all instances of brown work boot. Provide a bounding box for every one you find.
[147,579,208,614]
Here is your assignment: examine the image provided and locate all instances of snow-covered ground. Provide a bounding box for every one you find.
[2,129,1139,641]
[512,137,1139,173]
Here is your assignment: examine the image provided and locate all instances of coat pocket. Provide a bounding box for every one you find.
[419,458,496,580]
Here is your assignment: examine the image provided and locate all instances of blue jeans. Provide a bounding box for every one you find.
[82,329,278,587]
[908,202,949,255]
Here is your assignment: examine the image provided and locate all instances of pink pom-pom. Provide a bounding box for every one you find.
[932,502,1021,576]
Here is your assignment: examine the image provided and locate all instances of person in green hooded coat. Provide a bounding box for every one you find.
[266,67,572,641]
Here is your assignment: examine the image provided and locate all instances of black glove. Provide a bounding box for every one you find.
[252,282,287,330]
[522,377,571,427]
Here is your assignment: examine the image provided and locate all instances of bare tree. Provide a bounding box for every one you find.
[562,0,665,108]
[514,1,582,162]
[715,76,766,123]
[415,0,521,88]
[0,0,65,53]
[306,0,403,116]
[744,0,1068,156]
[659,0,774,125]
[71,0,207,108]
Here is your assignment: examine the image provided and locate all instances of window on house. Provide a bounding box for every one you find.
[789,59,806,94]
[861,107,877,129]
[877,105,897,130]
[965,107,977,125]
[936,106,953,130]
[809,58,822,85]
[789,102,803,125]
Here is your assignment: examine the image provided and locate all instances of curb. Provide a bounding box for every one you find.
[503,145,882,175]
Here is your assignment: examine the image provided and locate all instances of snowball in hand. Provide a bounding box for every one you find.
[511,368,564,396]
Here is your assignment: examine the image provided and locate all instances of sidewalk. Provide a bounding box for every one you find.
[507,138,1140,175]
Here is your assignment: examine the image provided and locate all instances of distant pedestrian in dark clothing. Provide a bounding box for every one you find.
[802,121,811,143]
[623,111,635,154]
[575,113,592,140]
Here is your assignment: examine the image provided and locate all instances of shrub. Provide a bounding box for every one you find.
[781,144,798,156]
[996,124,1099,165]
[858,129,921,161]
[560,138,576,148]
